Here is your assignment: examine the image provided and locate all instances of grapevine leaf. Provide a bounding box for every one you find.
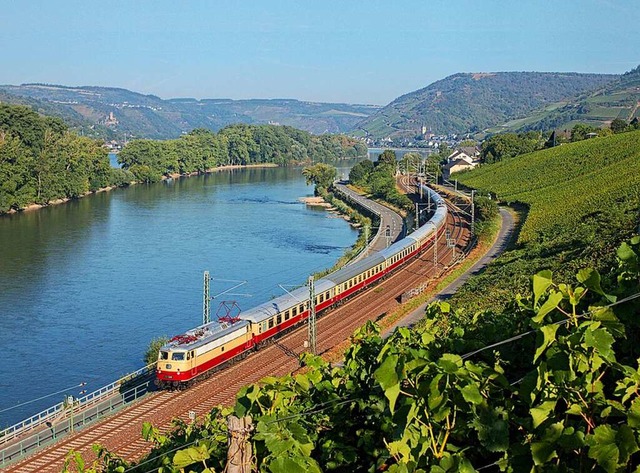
[534,324,558,363]
[577,268,616,302]
[533,270,553,307]
[530,400,556,428]
[461,383,483,405]
[583,328,615,361]
[374,354,400,413]
[629,398,640,428]
[617,242,637,263]
[531,441,557,465]
[587,425,619,472]
[458,457,477,473]
[439,301,451,314]
[438,353,463,374]
[471,410,509,452]
[268,456,308,473]
[173,444,209,469]
[532,291,563,324]
[618,425,639,465]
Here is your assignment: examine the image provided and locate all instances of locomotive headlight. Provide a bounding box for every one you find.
[166,364,172,369]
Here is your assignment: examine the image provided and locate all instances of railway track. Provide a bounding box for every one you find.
[4,185,470,473]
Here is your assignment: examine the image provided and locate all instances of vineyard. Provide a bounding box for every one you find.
[457,130,640,245]
[448,130,640,313]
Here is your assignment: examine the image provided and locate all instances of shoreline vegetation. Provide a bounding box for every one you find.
[0,102,366,216]
[5,163,281,215]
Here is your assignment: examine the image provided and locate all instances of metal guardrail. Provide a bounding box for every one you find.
[0,363,155,448]
[0,380,153,468]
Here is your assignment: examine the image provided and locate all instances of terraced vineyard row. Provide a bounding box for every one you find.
[458,130,640,244]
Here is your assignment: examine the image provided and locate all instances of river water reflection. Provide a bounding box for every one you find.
[0,165,358,426]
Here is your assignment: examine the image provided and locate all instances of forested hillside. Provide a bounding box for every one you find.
[355,72,616,138]
[0,104,126,213]
[490,65,640,134]
[0,84,379,139]
[118,124,367,183]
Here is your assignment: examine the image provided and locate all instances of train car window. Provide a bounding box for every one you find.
[186,352,191,360]
[269,318,274,329]
[285,310,290,320]
[172,352,185,361]
[221,346,224,352]
[277,314,282,324]
[159,351,169,360]
[299,304,305,313]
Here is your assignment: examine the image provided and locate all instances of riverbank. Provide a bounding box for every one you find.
[2,163,281,216]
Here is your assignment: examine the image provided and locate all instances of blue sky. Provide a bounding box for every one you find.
[1,0,638,105]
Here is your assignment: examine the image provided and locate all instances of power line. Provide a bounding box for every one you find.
[461,291,640,360]
[0,382,86,415]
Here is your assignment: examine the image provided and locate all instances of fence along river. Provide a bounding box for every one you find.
[0,165,358,427]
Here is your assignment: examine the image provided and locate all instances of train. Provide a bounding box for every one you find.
[156,184,448,389]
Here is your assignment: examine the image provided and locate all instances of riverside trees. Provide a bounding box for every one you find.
[0,104,117,213]
[118,125,367,183]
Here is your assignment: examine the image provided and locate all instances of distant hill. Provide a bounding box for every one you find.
[488,65,640,134]
[0,84,379,140]
[354,72,617,139]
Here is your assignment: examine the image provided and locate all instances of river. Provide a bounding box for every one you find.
[0,165,358,427]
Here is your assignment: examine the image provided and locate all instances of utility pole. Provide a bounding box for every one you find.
[471,190,476,236]
[203,271,210,325]
[427,188,431,212]
[446,229,456,260]
[307,276,316,355]
[433,224,438,268]
[415,202,419,230]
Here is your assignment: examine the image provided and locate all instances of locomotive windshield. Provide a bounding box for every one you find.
[172,352,185,361]
[159,351,169,360]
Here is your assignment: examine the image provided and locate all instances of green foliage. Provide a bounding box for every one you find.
[0,103,112,213]
[610,118,628,134]
[118,125,364,182]
[472,196,498,237]
[480,131,545,163]
[349,155,412,212]
[302,163,338,193]
[144,336,169,365]
[570,123,600,142]
[348,159,374,186]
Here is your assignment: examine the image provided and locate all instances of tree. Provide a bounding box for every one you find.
[570,123,599,142]
[610,118,628,134]
[377,149,397,167]
[302,163,337,192]
[348,159,374,186]
[144,336,169,365]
